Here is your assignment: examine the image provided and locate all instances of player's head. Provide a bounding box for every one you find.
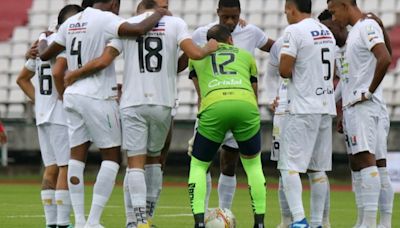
[136,0,157,14]
[92,0,120,15]
[207,24,233,45]
[155,0,168,9]
[327,0,357,27]
[284,0,312,24]
[318,9,348,47]
[57,4,83,28]
[81,0,94,8]
[217,0,241,32]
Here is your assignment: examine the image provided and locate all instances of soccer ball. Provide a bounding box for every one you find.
[205,208,236,228]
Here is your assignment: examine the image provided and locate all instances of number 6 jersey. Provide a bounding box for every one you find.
[280,18,336,115]
[109,12,191,109]
[25,33,67,126]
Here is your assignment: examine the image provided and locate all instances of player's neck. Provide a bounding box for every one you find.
[293,13,311,24]
[348,7,363,26]
[93,3,112,12]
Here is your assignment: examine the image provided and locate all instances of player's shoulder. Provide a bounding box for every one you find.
[239,23,263,32]
[357,18,382,32]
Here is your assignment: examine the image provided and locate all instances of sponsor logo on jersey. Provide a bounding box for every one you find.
[68,22,88,32]
[208,78,243,88]
[315,87,334,96]
[283,32,291,48]
[310,29,332,40]
[366,25,379,42]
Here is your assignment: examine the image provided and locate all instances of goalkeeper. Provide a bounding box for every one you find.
[187,24,266,228]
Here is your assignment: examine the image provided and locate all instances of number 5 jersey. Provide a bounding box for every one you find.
[25,33,67,126]
[109,12,191,109]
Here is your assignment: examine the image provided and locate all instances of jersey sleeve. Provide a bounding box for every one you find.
[107,38,123,54]
[360,20,385,51]
[175,18,192,45]
[252,25,268,49]
[268,39,281,67]
[249,56,258,77]
[25,59,36,72]
[104,12,125,38]
[280,26,299,58]
[54,21,68,47]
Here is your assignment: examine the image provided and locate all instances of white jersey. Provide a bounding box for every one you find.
[267,37,289,114]
[280,18,336,115]
[343,19,385,107]
[334,45,347,103]
[110,12,191,109]
[55,7,124,99]
[25,34,67,126]
[192,22,268,55]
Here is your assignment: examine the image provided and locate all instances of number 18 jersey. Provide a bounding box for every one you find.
[280,18,336,115]
[109,12,191,109]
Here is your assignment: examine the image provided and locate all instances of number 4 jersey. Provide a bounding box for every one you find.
[25,33,67,126]
[109,12,191,109]
[281,18,336,115]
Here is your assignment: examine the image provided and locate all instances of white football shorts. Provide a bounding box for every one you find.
[270,114,288,161]
[278,114,333,173]
[37,123,69,167]
[63,94,122,149]
[343,101,388,160]
[121,105,172,157]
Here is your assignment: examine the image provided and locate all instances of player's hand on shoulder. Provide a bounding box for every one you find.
[25,40,39,60]
[238,18,247,28]
[156,7,172,16]
[206,39,219,53]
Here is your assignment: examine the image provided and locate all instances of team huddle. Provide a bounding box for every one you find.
[15,0,394,227]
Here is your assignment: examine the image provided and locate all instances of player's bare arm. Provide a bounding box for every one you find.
[177,53,189,73]
[39,42,66,61]
[251,79,258,102]
[180,39,219,60]
[279,54,296,78]
[25,40,38,60]
[52,56,68,97]
[190,72,202,111]
[118,7,170,37]
[64,46,120,87]
[259,39,275,53]
[16,67,36,102]
[363,43,391,99]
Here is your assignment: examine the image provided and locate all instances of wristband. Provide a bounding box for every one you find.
[365,91,373,100]
[38,33,47,42]
[0,123,4,133]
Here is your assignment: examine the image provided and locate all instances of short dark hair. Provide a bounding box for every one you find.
[140,0,157,9]
[287,0,312,14]
[207,24,231,42]
[58,4,83,25]
[81,0,94,8]
[318,9,332,21]
[327,0,357,5]
[92,0,120,4]
[218,0,241,9]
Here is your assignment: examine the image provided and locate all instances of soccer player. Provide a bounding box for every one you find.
[16,5,83,228]
[188,24,265,228]
[278,0,336,227]
[63,1,217,227]
[39,1,170,227]
[327,1,394,227]
[188,0,274,211]
[0,120,6,144]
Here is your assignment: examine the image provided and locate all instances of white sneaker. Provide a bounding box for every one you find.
[84,224,104,228]
[276,223,290,228]
[323,222,331,228]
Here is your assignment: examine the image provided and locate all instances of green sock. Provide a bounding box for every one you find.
[188,157,211,215]
[241,153,266,215]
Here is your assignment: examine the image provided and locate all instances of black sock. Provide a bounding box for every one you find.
[46,225,57,228]
[254,214,265,228]
[194,213,205,228]
[58,226,69,228]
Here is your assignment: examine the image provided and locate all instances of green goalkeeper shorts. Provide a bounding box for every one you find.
[197,100,260,143]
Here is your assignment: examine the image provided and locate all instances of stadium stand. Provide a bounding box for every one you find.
[0,0,400,120]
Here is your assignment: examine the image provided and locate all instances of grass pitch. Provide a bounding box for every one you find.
[0,181,399,227]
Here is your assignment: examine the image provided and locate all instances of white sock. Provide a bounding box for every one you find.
[360,166,380,227]
[308,172,328,227]
[87,161,119,226]
[205,172,212,210]
[128,168,147,225]
[145,164,163,219]
[278,177,292,226]
[378,167,394,228]
[323,178,331,226]
[217,174,236,210]
[55,190,71,226]
[123,169,136,225]
[280,170,305,222]
[67,159,86,225]
[352,171,364,227]
[41,189,57,226]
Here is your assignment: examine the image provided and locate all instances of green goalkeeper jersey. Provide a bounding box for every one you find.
[189,43,258,112]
